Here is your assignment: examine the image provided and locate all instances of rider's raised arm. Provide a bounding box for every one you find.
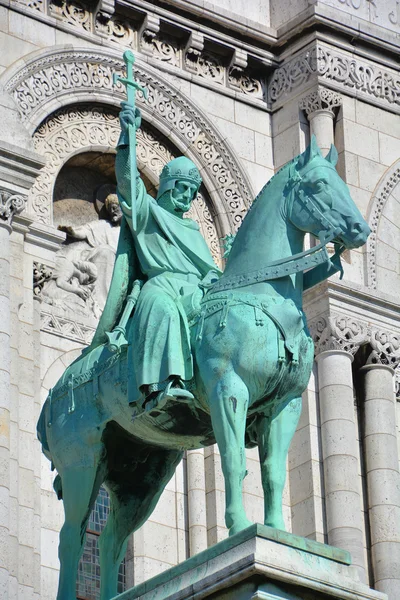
[114,105,149,231]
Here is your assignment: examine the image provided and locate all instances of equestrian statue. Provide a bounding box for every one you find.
[37,51,371,600]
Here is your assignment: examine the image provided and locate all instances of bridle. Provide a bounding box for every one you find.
[210,165,344,294]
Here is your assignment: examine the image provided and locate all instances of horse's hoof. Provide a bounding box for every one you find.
[228,519,253,537]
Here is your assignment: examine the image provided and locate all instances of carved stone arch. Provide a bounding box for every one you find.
[1,45,254,236]
[31,105,223,266]
[366,160,400,291]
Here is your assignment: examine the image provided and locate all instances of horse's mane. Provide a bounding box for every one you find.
[244,152,301,215]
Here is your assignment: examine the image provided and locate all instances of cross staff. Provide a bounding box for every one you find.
[113,50,147,230]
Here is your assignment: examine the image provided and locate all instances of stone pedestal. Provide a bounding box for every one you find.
[116,525,386,600]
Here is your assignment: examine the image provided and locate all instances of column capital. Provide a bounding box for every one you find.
[310,314,368,357]
[366,328,400,370]
[0,188,27,228]
[299,86,343,119]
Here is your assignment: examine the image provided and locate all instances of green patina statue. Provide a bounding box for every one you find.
[37,51,370,600]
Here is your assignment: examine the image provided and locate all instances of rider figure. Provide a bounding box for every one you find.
[105,103,221,411]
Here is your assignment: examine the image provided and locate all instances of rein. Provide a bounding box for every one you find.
[210,171,343,294]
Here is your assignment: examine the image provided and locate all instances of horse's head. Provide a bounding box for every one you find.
[288,136,370,250]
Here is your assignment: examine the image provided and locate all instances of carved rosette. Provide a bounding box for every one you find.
[0,188,27,226]
[367,329,400,369]
[299,87,343,118]
[310,314,368,356]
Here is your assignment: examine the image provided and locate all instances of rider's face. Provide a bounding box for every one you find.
[170,181,198,213]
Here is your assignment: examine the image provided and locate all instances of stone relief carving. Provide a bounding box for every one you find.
[41,191,122,318]
[33,262,54,297]
[4,50,252,232]
[141,31,180,67]
[49,0,91,30]
[367,329,400,369]
[366,162,400,288]
[30,107,120,223]
[185,51,225,85]
[269,43,400,111]
[41,309,96,344]
[299,86,343,116]
[310,314,368,355]
[0,189,27,226]
[7,1,263,100]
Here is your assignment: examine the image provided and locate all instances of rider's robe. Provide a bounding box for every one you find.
[91,143,221,394]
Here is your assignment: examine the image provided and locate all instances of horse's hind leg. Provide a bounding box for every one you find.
[209,373,252,536]
[56,447,106,600]
[257,396,302,530]
[99,448,182,600]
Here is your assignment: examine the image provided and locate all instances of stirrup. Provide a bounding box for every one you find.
[146,380,194,417]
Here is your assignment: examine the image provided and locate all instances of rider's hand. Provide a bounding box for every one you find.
[120,102,142,132]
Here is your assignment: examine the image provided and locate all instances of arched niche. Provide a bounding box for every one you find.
[1,45,254,239]
[31,105,223,266]
[367,160,400,295]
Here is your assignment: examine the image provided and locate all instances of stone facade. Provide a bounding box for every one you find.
[0,0,399,598]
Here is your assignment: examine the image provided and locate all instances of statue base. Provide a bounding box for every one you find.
[116,524,386,600]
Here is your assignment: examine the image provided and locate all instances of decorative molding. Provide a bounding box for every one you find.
[366,161,400,288]
[4,49,253,233]
[49,0,91,30]
[41,309,96,344]
[269,43,400,113]
[6,1,265,101]
[185,50,225,85]
[367,329,400,369]
[0,188,27,226]
[310,314,368,355]
[11,0,45,12]
[299,86,343,117]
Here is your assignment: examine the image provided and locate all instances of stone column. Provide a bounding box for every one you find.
[300,87,342,155]
[359,331,400,597]
[313,315,367,581]
[0,190,27,596]
[186,449,208,556]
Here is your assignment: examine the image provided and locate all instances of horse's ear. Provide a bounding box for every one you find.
[297,135,321,170]
[310,134,321,157]
[326,144,338,167]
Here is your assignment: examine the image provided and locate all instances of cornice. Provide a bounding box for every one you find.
[304,280,400,334]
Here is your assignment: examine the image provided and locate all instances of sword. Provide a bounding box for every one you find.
[113,51,147,230]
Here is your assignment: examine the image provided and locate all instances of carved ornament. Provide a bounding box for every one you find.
[0,188,27,226]
[41,309,96,344]
[4,49,252,233]
[310,314,368,355]
[367,329,400,369]
[33,262,54,297]
[299,86,343,117]
[8,0,265,100]
[269,43,400,112]
[366,161,400,288]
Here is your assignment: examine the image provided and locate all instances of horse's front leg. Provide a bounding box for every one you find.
[209,374,252,536]
[257,396,302,530]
